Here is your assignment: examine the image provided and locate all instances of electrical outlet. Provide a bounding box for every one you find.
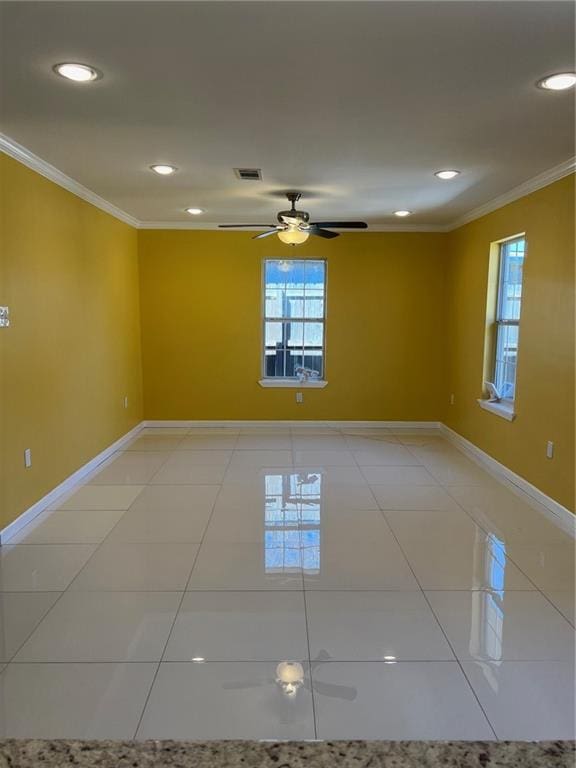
[546,441,554,459]
[296,392,303,404]
[124,396,129,409]
[449,394,455,405]
[24,448,32,468]
[0,307,9,328]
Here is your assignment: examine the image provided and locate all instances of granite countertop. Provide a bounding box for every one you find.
[0,741,573,767]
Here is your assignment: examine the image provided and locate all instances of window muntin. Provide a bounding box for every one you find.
[494,237,525,401]
[263,259,326,379]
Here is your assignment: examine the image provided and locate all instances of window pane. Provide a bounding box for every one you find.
[263,260,326,378]
[498,239,525,321]
[495,322,519,399]
[494,238,524,400]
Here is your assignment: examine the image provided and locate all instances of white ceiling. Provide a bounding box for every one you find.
[0,1,574,227]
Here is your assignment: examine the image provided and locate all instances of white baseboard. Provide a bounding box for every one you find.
[0,422,144,545]
[440,424,575,538]
[143,419,441,429]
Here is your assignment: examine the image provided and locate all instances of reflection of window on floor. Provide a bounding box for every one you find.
[264,473,321,573]
[469,535,506,660]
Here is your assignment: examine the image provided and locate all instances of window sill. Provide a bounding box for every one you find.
[259,379,328,389]
[477,398,516,421]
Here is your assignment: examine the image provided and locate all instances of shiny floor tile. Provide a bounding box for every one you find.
[302,510,418,590]
[124,435,186,451]
[447,485,571,545]
[0,662,156,739]
[462,660,575,740]
[426,590,575,660]
[9,508,124,544]
[386,511,535,590]
[292,436,349,449]
[88,452,169,485]
[306,591,453,661]
[51,484,144,511]
[352,446,421,466]
[293,450,356,466]
[164,591,308,661]
[15,591,181,662]
[506,542,575,592]
[128,484,220,514]
[0,545,97,591]
[188,542,304,590]
[106,503,212,543]
[179,435,239,450]
[360,466,438,485]
[69,542,198,591]
[543,591,575,625]
[151,455,227,484]
[312,661,494,740]
[371,485,461,511]
[136,661,315,740]
[0,593,61,661]
[236,435,292,449]
[227,450,293,468]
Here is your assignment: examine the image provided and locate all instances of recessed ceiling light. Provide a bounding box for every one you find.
[435,169,460,180]
[185,207,204,215]
[393,210,412,217]
[537,72,576,91]
[53,62,101,82]
[150,164,178,176]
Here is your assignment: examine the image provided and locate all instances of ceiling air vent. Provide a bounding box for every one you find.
[234,168,262,181]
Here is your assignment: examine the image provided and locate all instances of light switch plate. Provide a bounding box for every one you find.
[0,307,9,327]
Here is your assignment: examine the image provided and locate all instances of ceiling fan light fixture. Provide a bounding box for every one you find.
[277,227,310,245]
[393,210,412,217]
[185,207,204,215]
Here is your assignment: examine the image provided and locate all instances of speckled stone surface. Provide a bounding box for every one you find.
[0,741,573,768]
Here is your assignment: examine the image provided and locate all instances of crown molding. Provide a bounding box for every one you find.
[2,132,573,234]
[446,156,576,231]
[0,133,140,228]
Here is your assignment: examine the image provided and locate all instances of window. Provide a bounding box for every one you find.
[493,237,526,401]
[263,259,326,380]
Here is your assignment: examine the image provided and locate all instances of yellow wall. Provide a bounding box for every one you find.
[138,230,448,421]
[0,154,143,530]
[445,175,575,511]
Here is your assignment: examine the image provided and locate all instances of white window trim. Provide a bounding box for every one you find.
[477,398,516,421]
[259,378,328,389]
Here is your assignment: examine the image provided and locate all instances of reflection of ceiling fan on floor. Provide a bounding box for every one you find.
[218,192,368,245]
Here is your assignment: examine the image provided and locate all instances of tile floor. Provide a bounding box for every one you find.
[0,425,574,740]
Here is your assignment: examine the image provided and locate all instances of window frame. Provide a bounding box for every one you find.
[260,258,328,384]
[492,235,526,405]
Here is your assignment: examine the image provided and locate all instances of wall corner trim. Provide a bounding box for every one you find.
[0,422,145,544]
[440,423,575,538]
[0,133,140,228]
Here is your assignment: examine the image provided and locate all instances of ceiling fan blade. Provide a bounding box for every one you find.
[310,221,368,229]
[252,229,280,240]
[308,227,339,239]
[218,224,276,229]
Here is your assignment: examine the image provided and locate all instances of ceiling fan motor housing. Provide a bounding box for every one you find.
[278,191,310,226]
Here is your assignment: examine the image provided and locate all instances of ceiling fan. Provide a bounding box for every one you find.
[218,192,368,245]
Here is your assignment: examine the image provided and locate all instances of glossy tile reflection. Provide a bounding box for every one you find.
[0,425,573,740]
